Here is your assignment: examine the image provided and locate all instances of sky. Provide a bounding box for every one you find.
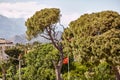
[0,0,120,26]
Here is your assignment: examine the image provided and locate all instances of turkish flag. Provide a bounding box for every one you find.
[63,57,68,64]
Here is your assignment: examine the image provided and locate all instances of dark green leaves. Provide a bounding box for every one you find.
[25,8,60,40]
[62,10,120,79]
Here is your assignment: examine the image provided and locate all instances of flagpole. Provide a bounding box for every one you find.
[68,53,70,80]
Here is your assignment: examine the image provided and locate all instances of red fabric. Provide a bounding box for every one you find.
[63,57,68,64]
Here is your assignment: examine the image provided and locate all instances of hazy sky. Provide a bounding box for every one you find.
[0,0,120,26]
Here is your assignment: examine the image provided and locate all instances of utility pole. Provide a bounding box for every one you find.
[10,57,22,80]
[19,59,21,80]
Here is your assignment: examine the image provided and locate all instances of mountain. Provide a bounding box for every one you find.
[0,15,63,44]
[8,34,50,44]
[8,34,28,44]
[9,31,63,44]
[0,15,26,38]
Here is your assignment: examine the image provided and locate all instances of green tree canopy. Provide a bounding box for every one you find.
[25,8,60,40]
[62,10,120,79]
[17,44,58,80]
[25,8,64,80]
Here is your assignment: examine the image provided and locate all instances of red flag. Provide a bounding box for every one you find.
[63,57,68,64]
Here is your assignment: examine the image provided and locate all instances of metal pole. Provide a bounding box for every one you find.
[68,54,70,80]
[19,60,21,80]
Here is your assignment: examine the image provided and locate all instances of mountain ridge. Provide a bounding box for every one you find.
[0,15,26,38]
[8,31,62,44]
[0,15,62,44]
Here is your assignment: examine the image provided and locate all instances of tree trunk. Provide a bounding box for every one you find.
[55,66,62,80]
[46,26,64,80]
[2,72,6,80]
[53,54,63,80]
[113,66,120,80]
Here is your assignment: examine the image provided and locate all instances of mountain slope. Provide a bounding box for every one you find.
[9,31,63,44]
[0,15,26,38]
[0,15,63,44]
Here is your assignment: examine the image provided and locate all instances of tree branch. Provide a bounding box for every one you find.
[46,27,60,51]
[46,24,64,69]
[40,34,51,40]
[51,24,57,38]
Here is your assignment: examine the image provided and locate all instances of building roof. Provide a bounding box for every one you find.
[0,38,13,44]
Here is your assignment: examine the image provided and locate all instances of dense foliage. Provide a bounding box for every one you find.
[25,8,60,40]
[62,10,120,79]
[1,10,120,80]
[15,44,58,80]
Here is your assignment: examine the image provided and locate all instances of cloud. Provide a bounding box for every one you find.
[0,2,52,19]
[0,2,80,26]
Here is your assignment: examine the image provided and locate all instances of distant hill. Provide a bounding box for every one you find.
[0,15,63,44]
[8,34,28,44]
[0,15,26,38]
[8,31,62,44]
